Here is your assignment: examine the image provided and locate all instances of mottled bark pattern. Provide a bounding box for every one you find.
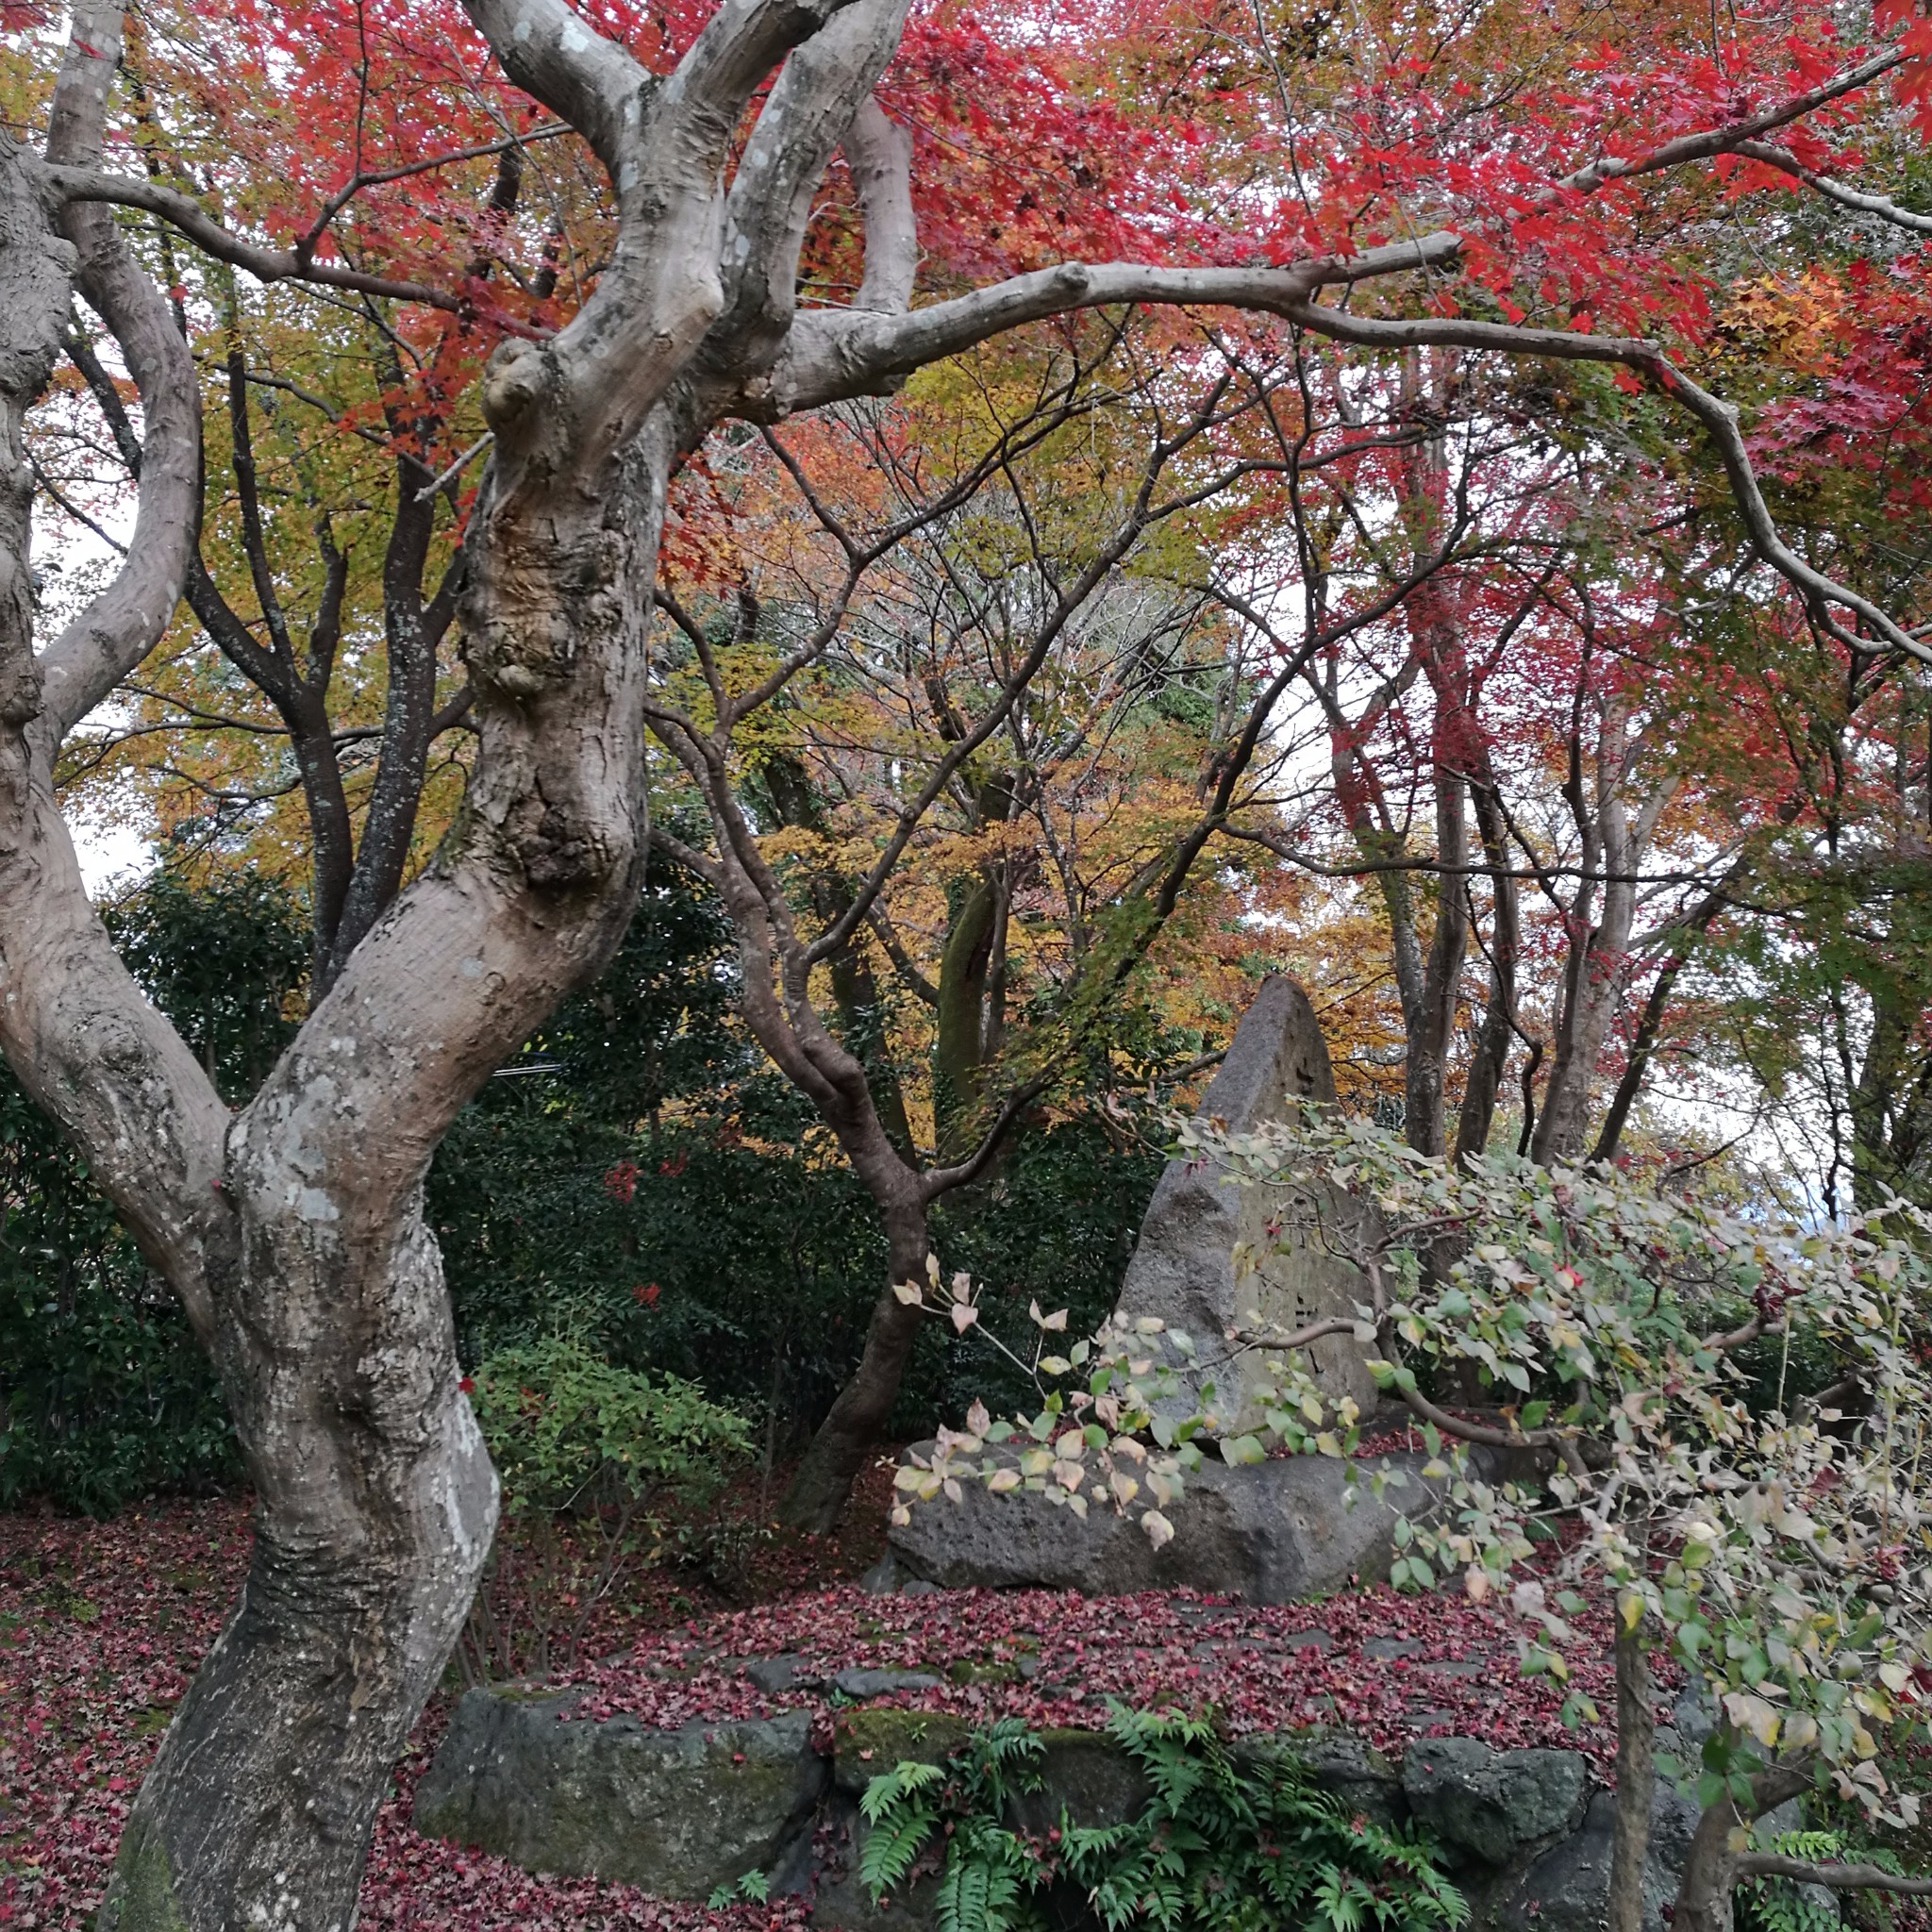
[2,0,1907,1918]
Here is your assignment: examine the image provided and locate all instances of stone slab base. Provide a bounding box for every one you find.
[414,1684,1751,1932]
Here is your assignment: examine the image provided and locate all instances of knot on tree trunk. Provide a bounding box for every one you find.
[512,793,614,891]
[476,336,557,441]
[459,515,627,703]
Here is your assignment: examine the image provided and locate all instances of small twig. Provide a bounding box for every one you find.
[415,432,494,502]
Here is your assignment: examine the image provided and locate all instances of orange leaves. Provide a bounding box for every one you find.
[1720,267,1855,376]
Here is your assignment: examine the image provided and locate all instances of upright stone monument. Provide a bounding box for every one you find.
[1112,973,1378,1427]
[880,974,1406,1603]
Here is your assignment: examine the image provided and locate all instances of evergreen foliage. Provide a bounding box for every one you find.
[859,1707,1469,1932]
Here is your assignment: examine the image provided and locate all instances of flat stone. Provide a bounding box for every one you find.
[1363,1636,1423,1659]
[1403,1736,1591,1869]
[741,1655,818,1694]
[413,1688,824,1897]
[834,1668,942,1699]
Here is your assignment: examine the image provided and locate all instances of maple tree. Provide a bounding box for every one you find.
[642,318,1492,1524]
[5,0,1932,1917]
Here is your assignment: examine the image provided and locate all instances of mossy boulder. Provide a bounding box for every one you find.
[414,1686,824,1897]
[831,1707,974,1794]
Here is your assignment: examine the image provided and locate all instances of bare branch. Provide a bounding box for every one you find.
[1730,139,1932,235]
[457,0,651,179]
[708,0,910,371]
[42,162,469,311]
[296,124,574,265]
[1555,49,1904,192]
[770,236,1463,410]
[1738,1857,1932,1897]
[33,11,200,747]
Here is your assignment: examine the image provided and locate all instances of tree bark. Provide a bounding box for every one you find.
[94,404,673,1923]
[1454,780,1519,1162]
[1608,1615,1656,1932]
[778,1186,929,1529]
[1672,1754,1814,1932]
[1408,768,1470,1155]
[100,1195,495,1929]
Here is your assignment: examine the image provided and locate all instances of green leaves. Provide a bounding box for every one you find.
[705,1869,770,1907]
[861,1709,1467,1932]
[466,1331,752,1523]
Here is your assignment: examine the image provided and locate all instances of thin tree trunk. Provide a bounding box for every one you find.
[779,1190,928,1530]
[1590,944,1691,1166]
[1408,768,1469,1156]
[1608,1614,1656,1932]
[1455,780,1518,1163]
[935,867,1001,1158]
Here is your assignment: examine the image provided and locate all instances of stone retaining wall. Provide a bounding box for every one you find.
[416,1676,1767,1932]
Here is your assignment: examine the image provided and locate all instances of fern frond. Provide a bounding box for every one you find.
[860,1756,945,1821]
[860,1806,940,1900]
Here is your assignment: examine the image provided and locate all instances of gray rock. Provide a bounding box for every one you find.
[1008,1729,1152,1835]
[862,1551,909,1594]
[741,1655,819,1694]
[834,1668,942,1699]
[1480,1776,1703,1932]
[1110,974,1380,1424]
[413,1687,824,1896]
[1403,1737,1591,1868]
[1249,1725,1406,1826]
[810,1792,943,1932]
[1672,1678,1717,1750]
[889,1445,1453,1601]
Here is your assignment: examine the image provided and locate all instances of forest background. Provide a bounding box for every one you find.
[2,0,1931,1522]
[11,0,1932,1522]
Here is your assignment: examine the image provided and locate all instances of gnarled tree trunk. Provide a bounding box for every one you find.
[5,0,1897,1911]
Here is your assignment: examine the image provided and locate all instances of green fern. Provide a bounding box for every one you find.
[858,1705,1465,1932]
[859,1801,945,1897]
[705,1869,769,1908]
[1738,1827,1892,1932]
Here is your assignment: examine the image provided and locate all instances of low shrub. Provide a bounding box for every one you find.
[458,1330,754,1681]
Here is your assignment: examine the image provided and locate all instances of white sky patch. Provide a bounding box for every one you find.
[33,470,156,900]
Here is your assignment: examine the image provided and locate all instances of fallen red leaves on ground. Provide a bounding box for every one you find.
[0,1455,1642,1928]
[562,1575,1630,1762]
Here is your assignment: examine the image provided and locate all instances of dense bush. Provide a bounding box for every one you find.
[459,1329,754,1678]
[0,868,306,1512]
[4,855,1166,1509]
